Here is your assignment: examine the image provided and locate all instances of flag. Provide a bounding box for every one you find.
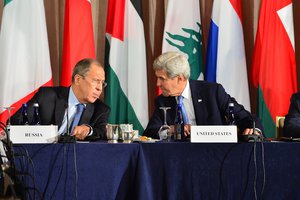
[206,0,251,111]
[61,0,95,86]
[105,0,148,133]
[0,0,52,125]
[162,0,204,81]
[251,0,297,137]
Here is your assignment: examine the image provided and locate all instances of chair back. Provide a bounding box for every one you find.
[276,116,285,138]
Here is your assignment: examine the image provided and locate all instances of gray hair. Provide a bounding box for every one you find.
[153,51,190,79]
[72,58,102,83]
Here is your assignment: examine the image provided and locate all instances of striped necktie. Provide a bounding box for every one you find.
[70,103,85,133]
[177,96,189,125]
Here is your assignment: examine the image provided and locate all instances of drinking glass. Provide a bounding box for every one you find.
[106,124,119,143]
[2,106,14,126]
[158,107,171,141]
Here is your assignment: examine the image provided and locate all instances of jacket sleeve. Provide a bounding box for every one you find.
[215,83,264,134]
[283,93,300,137]
[86,101,110,141]
[143,98,164,139]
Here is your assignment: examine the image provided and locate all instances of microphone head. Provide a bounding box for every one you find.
[33,103,39,107]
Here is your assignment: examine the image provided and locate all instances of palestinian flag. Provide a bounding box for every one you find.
[105,0,148,133]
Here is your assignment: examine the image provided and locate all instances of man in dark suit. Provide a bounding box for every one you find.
[283,92,300,137]
[143,51,263,139]
[11,58,110,140]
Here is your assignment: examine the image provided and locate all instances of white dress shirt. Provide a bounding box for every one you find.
[58,87,85,135]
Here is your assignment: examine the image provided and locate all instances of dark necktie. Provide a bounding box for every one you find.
[178,96,189,125]
[70,103,85,133]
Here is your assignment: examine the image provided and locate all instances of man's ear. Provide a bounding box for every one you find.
[178,74,185,82]
[74,74,82,85]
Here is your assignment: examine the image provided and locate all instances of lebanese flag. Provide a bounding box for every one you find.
[105,0,148,133]
[0,0,52,125]
[162,0,204,81]
[206,0,250,111]
[251,0,297,137]
[61,0,95,86]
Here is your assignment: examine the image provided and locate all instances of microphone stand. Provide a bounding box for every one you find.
[59,104,76,143]
[2,107,14,172]
[251,118,264,142]
[239,112,264,142]
[1,107,23,198]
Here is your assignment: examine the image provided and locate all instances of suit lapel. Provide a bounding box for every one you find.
[190,80,207,125]
[55,88,69,128]
[168,97,177,123]
[80,103,94,125]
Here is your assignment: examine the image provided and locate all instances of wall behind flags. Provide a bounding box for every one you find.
[0,0,300,117]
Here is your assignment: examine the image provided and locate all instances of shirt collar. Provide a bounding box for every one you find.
[68,86,85,107]
[181,80,190,100]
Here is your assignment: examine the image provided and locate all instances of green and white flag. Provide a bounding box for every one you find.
[162,0,204,80]
[0,0,52,124]
[105,0,148,133]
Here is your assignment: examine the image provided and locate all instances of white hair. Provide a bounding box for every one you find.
[153,51,190,79]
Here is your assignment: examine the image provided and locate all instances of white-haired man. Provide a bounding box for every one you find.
[143,51,263,139]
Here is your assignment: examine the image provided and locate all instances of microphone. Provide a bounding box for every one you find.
[228,102,235,125]
[65,104,70,136]
[59,104,76,143]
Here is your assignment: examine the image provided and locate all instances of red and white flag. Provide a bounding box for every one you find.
[61,0,95,86]
[251,0,297,137]
[0,0,52,124]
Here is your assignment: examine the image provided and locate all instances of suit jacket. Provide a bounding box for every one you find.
[283,92,300,137]
[143,80,263,139]
[11,87,110,140]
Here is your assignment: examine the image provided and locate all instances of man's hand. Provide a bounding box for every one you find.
[184,124,191,137]
[242,128,262,135]
[169,124,191,137]
[72,125,90,140]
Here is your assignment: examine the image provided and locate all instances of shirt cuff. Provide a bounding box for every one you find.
[83,124,93,136]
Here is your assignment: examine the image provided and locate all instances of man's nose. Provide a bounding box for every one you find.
[96,84,102,91]
[156,79,161,87]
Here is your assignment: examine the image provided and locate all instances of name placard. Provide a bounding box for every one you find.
[190,125,237,143]
[10,125,59,144]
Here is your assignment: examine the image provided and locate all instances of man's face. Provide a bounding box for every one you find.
[74,63,105,103]
[155,69,184,97]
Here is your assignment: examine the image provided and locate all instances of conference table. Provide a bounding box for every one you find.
[12,141,300,200]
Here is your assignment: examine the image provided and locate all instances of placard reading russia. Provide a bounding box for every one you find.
[191,125,237,143]
[10,125,58,144]
[24,132,43,137]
